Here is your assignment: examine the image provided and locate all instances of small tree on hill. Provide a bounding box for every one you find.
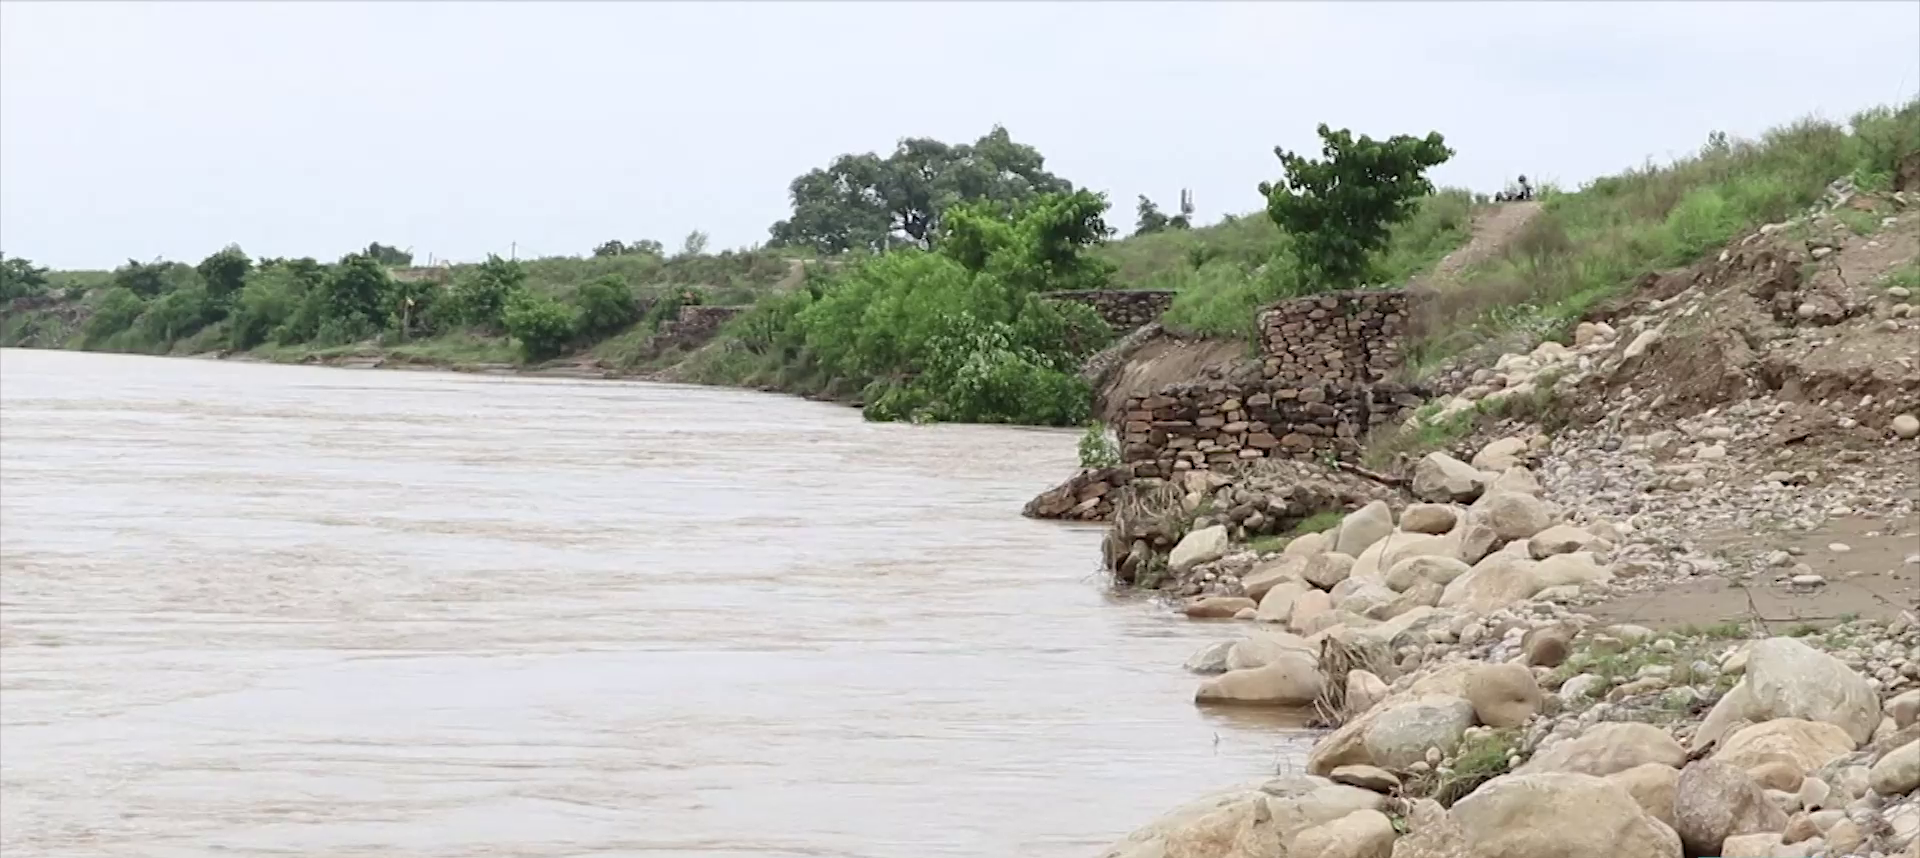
[1259,125,1453,289]
[196,245,253,311]
[1134,190,1195,236]
[363,242,413,267]
[0,256,50,301]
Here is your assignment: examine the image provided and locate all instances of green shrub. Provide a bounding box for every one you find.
[445,255,525,331]
[503,291,576,362]
[571,275,638,336]
[82,287,147,346]
[1078,423,1120,468]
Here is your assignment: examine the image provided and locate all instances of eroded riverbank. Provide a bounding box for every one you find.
[0,348,1310,858]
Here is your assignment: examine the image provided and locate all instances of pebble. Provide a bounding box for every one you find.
[1830,543,1853,554]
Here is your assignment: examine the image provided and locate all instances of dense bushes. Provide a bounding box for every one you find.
[687,190,1117,425]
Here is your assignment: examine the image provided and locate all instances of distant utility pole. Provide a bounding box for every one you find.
[509,242,517,261]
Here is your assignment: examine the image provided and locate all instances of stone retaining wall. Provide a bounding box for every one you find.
[1256,288,1424,387]
[652,305,743,353]
[1022,465,1137,522]
[1042,290,1175,334]
[1119,378,1428,476]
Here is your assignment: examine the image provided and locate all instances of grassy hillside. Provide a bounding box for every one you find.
[1409,101,1919,372]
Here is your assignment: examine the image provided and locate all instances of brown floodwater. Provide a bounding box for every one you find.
[0,348,1310,858]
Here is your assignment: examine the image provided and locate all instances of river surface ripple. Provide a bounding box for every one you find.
[0,348,1308,858]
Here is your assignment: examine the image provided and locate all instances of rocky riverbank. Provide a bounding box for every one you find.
[1088,184,1920,857]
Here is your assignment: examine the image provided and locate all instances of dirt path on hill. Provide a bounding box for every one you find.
[1412,201,1543,290]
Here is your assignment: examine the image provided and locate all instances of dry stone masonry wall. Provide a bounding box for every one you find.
[1042,290,1175,334]
[1257,288,1423,387]
[1119,379,1428,476]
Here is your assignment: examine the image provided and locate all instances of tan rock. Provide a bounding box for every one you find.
[1334,501,1395,558]
[1362,695,1474,770]
[1520,722,1687,777]
[1472,437,1529,472]
[1170,524,1230,573]
[1303,552,1359,590]
[1528,524,1604,559]
[1490,465,1544,497]
[1533,551,1613,589]
[1484,491,1555,541]
[1674,759,1791,857]
[1225,631,1315,671]
[1439,552,1544,615]
[1521,623,1575,667]
[1451,772,1683,858]
[1185,596,1257,619]
[1824,818,1863,854]
[1385,798,1465,858]
[1888,689,1920,729]
[1284,531,1330,558]
[1099,776,1385,858]
[1720,833,1785,857]
[1693,638,1883,750]
[1398,503,1458,535]
[1330,765,1401,793]
[1240,555,1308,601]
[1870,737,1919,795]
[1607,762,1681,828]
[1384,555,1471,592]
[1748,760,1803,792]
[1466,662,1544,728]
[1412,452,1487,503]
[1345,670,1390,717]
[1291,809,1397,858]
[1780,811,1819,844]
[1195,651,1323,706]
[1288,590,1334,636]
[1256,580,1313,624]
[1713,719,1855,782]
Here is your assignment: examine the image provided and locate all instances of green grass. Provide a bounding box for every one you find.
[1146,190,1477,339]
[1408,727,1521,807]
[1248,535,1289,554]
[1831,207,1885,237]
[1290,510,1346,536]
[1408,100,1920,370]
[1882,261,1920,293]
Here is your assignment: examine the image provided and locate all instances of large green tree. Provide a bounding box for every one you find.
[196,245,253,309]
[1259,125,1454,289]
[768,126,1073,254]
[0,256,49,301]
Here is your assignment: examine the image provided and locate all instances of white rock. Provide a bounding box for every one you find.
[1413,452,1488,503]
[1333,501,1394,558]
[1169,525,1230,573]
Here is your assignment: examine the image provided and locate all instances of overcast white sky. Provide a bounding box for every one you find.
[2,1,1916,270]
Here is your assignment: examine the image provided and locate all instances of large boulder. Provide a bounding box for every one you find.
[1377,531,1464,577]
[1533,552,1613,589]
[1489,466,1543,497]
[1694,638,1883,750]
[1413,452,1487,503]
[1521,624,1575,668]
[1483,491,1555,542]
[1303,552,1358,590]
[1385,555,1471,592]
[1226,631,1316,671]
[1383,798,1466,858]
[1528,524,1605,559]
[1241,556,1308,601]
[1398,503,1459,535]
[1674,760,1791,857]
[1334,501,1395,558]
[1870,738,1919,796]
[1289,809,1397,858]
[1363,695,1476,770]
[1439,552,1544,615]
[1170,525,1231,573]
[1450,772,1683,858]
[1195,652,1323,706]
[1472,437,1529,472]
[1185,640,1235,674]
[1466,662,1544,728]
[1288,590,1334,636]
[1336,582,1401,619]
[1098,776,1385,858]
[1284,531,1331,558]
[1186,596,1257,619]
[1256,580,1314,624]
[1520,723,1687,777]
[1607,762,1681,829]
[1712,719,1856,781]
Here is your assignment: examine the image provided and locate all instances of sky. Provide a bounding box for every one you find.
[2,1,1917,271]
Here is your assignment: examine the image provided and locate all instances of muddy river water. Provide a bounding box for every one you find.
[0,348,1307,858]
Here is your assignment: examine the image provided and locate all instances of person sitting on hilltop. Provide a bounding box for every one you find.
[1516,174,1533,201]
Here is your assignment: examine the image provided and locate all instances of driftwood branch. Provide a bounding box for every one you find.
[1335,461,1407,487]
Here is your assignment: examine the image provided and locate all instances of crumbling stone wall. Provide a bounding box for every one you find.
[1042,290,1175,334]
[1118,378,1427,476]
[651,306,743,353]
[1256,288,1424,387]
